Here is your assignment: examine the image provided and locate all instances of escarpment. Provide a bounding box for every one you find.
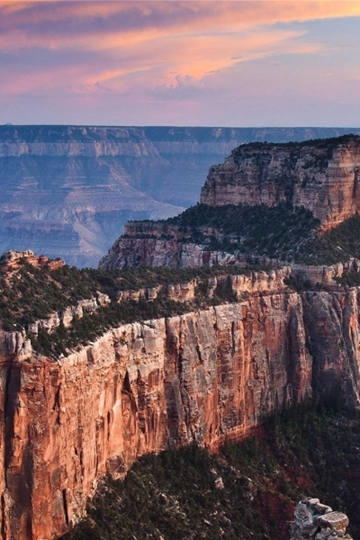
[291,498,353,540]
[201,135,360,230]
[2,126,360,267]
[2,252,360,538]
[100,135,360,271]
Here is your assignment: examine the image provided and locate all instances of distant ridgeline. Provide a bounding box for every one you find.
[0,125,360,267]
[100,134,360,270]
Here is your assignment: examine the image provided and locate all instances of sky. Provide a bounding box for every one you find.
[1,1,360,127]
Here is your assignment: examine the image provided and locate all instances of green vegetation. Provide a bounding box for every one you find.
[31,297,189,357]
[0,259,244,329]
[335,270,360,287]
[302,213,360,265]
[232,134,359,153]
[165,203,360,266]
[0,262,102,330]
[166,202,321,261]
[62,400,360,540]
[31,277,242,358]
[0,257,269,356]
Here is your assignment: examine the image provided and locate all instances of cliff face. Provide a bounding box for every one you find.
[99,220,238,270]
[1,126,360,267]
[2,281,360,539]
[98,218,353,274]
[201,136,360,230]
[99,136,360,271]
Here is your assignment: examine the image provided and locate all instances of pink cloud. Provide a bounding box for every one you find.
[0,1,360,126]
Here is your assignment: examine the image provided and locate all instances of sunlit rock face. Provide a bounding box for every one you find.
[99,136,360,271]
[201,136,360,230]
[1,126,359,267]
[2,282,360,538]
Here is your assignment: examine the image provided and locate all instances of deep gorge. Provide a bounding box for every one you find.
[2,134,360,539]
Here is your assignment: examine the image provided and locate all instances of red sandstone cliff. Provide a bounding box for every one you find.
[1,277,360,539]
[201,136,360,230]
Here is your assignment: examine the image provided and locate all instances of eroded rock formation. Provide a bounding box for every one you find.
[1,127,360,267]
[291,498,353,539]
[201,136,360,230]
[99,219,242,270]
[99,136,360,271]
[2,278,360,538]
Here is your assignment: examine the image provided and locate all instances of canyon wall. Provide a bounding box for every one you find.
[99,225,240,270]
[1,282,360,539]
[1,126,360,267]
[99,136,360,271]
[201,136,360,230]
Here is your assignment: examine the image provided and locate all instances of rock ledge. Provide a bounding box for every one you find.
[291,498,353,539]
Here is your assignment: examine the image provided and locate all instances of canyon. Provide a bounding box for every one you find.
[2,265,360,539]
[2,132,360,539]
[100,136,360,270]
[1,126,360,267]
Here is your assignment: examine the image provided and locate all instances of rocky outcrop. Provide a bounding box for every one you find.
[2,281,360,538]
[291,498,353,539]
[99,135,360,271]
[99,135,360,270]
[99,219,241,269]
[25,292,110,336]
[1,126,360,267]
[0,250,64,271]
[201,136,360,230]
[115,267,291,304]
[98,217,359,284]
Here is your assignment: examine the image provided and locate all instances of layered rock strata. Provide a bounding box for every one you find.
[99,136,360,271]
[9,264,291,338]
[2,281,360,538]
[291,498,353,539]
[201,136,360,230]
[1,127,360,267]
[98,215,359,284]
[98,219,240,269]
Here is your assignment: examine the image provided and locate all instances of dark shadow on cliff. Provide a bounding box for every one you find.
[62,400,360,540]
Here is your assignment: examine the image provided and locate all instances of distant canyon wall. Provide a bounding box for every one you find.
[1,279,360,538]
[1,126,360,267]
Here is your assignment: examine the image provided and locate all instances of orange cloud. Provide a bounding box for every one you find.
[0,1,359,99]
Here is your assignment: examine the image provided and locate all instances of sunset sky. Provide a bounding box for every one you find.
[1,1,360,127]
